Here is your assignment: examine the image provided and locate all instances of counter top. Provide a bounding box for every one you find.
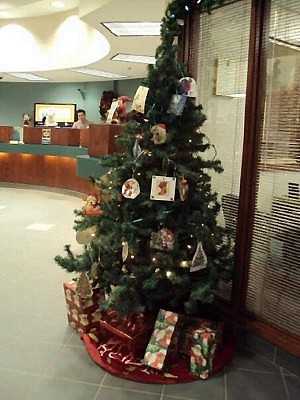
[0,143,88,158]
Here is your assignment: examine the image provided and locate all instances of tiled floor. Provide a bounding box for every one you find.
[0,185,299,400]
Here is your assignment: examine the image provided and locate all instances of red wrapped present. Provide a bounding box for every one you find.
[98,309,155,359]
[63,281,102,334]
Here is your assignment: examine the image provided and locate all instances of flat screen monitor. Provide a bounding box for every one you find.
[34,103,76,127]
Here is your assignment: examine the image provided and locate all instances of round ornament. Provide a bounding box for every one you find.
[150,228,175,251]
[76,226,97,245]
[122,178,140,199]
[179,77,197,97]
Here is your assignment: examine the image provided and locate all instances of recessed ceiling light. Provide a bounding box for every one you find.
[71,67,127,79]
[50,1,65,9]
[112,53,156,64]
[102,22,161,36]
[0,11,9,18]
[7,73,48,81]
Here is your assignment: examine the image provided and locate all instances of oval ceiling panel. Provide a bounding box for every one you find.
[0,12,110,72]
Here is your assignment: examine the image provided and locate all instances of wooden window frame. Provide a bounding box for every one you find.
[179,0,300,356]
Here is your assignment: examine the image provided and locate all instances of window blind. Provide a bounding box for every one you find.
[196,0,252,300]
[246,0,300,336]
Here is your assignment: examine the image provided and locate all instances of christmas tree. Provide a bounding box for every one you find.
[55,0,233,316]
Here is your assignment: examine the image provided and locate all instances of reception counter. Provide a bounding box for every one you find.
[0,125,121,193]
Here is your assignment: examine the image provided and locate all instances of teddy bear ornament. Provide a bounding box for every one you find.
[151,124,167,145]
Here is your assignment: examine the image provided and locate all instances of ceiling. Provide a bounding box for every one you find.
[0,0,167,82]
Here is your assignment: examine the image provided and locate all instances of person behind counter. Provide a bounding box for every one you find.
[72,109,92,129]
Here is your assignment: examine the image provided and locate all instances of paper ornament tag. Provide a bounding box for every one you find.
[150,176,176,202]
[178,177,189,201]
[122,241,129,261]
[106,99,119,124]
[90,262,99,279]
[132,86,149,114]
[75,272,93,298]
[133,139,142,158]
[122,178,140,199]
[76,226,97,245]
[179,77,197,97]
[167,94,187,115]
[150,228,175,251]
[190,242,207,272]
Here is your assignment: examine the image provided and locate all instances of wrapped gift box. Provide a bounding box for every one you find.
[190,327,217,379]
[182,318,224,357]
[99,310,155,358]
[143,309,179,370]
[63,281,102,334]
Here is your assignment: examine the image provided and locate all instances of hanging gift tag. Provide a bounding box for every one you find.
[122,178,140,199]
[122,240,129,261]
[190,242,208,272]
[167,94,187,115]
[75,272,93,298]
[150,176,176,202]
[178,177,189,201]
[132,86,149,114]
[76,226,97,245]
[90,261,99,279]
[133,139,142,158]
[106,99,119,124]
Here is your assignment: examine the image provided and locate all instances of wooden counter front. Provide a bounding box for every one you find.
[0,152,93,193]
[80,129,89,147]
[0,144,93,193]
[24,127,80,146]
[88,124,124,157]
[0,126,13,142]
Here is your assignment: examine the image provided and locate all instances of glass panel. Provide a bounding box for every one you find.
[196,0,252,300]
[246,0,300,335]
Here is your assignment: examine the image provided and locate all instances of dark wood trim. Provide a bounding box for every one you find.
[178,9,199,78]
[181,0,300,353]
[232,0,271,311]
[216,302,300,356]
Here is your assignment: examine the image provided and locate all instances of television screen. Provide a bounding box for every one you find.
[34,103,76,127]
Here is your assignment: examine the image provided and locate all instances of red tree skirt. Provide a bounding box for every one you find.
[81,333,235,384]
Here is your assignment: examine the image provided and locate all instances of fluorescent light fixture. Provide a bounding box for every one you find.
[71,67,127,79]
[7,72,48,81]
[50,1,65,9]
[102,22,161,36]
[269,36,300,51]
[112,53,156,64]
[226,93,246,98]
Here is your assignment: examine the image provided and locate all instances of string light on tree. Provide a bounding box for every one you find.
[55,0,233,318]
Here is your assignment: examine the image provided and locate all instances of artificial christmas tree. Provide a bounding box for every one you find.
[56,0,234,382]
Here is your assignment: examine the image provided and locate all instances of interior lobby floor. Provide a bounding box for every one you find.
[0,185,299,400]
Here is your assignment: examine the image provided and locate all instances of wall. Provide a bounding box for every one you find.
[0,78,141,126]
[115,78,143,99]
